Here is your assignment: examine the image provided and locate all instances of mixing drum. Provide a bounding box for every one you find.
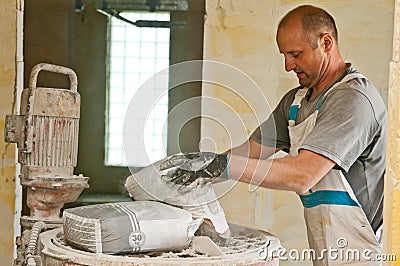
[39,223,280,265]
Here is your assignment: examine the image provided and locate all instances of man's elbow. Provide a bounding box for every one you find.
[289,150,335,194]
[292,173,316,195]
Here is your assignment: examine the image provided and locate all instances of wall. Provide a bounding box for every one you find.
[0,0,19,265]
[24,0,75,89]
[384,0,400,264]
[167,0,205,155]
[202,1,394,265]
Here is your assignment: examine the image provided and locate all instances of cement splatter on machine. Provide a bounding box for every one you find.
[5,63,90,265]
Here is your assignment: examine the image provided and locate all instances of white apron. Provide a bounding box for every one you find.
[288,73,382,265]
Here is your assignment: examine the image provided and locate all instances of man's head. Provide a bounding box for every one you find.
[276,5,343,90]
[280,5,338,48]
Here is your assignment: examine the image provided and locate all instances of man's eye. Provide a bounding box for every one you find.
[292,52,301,58]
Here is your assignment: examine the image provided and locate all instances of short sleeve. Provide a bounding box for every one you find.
[301,83,384,172]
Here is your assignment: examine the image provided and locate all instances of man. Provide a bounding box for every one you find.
[135,5,386,265]
[226,6,386,264]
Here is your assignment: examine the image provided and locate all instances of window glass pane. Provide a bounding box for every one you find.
[106,11,170,167]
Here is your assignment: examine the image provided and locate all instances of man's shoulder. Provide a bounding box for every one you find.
[334,71,383,103]
[341,65,377,92]
[324,73,387,125]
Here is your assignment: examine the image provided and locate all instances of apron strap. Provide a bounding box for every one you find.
[289,72,366,125]
[299,190,359,208]
[289,88,308,126]
[316,72,366,110]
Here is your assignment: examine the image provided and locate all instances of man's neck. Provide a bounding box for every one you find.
[310,60,347,99]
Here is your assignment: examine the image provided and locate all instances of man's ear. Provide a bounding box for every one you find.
[322,33,333,52]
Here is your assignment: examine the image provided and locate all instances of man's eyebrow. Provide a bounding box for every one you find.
[280,50,302,55]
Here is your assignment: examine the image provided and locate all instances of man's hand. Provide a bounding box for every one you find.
[159,152,229,187]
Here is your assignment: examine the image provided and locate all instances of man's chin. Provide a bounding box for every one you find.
[299,80,309,88]
[298,77,312,88]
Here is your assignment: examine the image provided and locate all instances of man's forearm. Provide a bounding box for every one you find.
[228,150,335,194]
[228,138,278,159]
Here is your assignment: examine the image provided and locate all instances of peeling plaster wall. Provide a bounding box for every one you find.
[202,1,394,265]
[0,0,18,265]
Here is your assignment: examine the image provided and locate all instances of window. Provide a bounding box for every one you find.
[105,11,170,167]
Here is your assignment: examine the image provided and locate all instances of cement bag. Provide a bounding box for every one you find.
[125,156,222,207]
[125,158,230,237]
[63,201,196,254]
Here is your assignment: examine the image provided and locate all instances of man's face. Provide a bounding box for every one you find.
[276,22,325,89]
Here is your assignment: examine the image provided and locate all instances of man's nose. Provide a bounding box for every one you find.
[285,58,296,72]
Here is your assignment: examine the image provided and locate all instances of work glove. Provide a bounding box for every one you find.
[159,152,230,187]
[125,152,231,237]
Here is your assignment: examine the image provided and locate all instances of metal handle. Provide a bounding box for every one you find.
[28,63,78,91]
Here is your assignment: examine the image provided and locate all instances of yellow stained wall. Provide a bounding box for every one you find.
[0,0,18,265]
[384,0,400,264]
[202,1,394,265]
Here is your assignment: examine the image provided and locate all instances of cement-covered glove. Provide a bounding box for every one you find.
[125,153,231,236]
[160,152,230,187]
